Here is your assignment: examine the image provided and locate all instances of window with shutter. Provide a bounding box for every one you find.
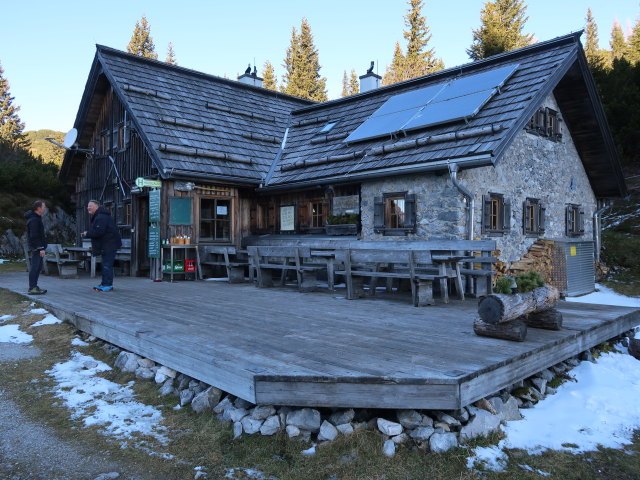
[375,192,416,235]
[373,197,384,232]
[403,194,416,230]
[566,204,583,237]
[482,193,508,236]
[523,198,543,236]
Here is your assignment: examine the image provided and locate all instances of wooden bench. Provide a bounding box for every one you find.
[44,244,82,278]
[87,238,132,277]
[334,249,448,306]
[200,245,249,283]
[247,246,325,292]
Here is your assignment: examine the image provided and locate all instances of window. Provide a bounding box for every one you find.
[318,122,337,133]
[523,198,545,236]
[99,133,108,156]
[565,204,585,237]
[482,193,511,235]
[200,198,231,241]
[311,201,327,227]
[117,123,128,151]
[526,107,561,140]
[374,192,416,235]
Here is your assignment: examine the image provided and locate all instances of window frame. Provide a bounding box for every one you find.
[565,203,585,237]
[525,107,562,141]
[374,192,416,236]
[522,198,545,237]
[482,193,511,236]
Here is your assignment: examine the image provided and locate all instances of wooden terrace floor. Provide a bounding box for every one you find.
[2,272,638,410]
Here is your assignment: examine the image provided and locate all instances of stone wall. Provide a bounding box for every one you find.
[360,94,597,263]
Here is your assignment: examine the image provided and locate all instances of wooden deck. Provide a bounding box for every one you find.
[2,272,638,410]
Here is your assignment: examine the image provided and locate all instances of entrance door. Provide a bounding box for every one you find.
[134,195,150,276]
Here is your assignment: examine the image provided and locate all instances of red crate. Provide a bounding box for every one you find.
[184,259,196,272]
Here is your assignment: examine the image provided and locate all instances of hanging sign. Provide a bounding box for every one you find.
[149,189,161,223]
[148,225,161,258]
[280,205,295,231]
[135,177,162,188]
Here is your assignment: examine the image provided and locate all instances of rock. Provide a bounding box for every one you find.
[396,409,422,429]
[157,365,177,378]
[377,418,403,437]
[192,382,207,395]
[433,422,450,432]
[177,375,192,391]
[459,410,502,441]
[158,379,175,396]
[429,432,458,453]
[531,377,547,395]
[135,367,154,379]
[538,368,555,381]
[114,352,140,373]
[191,387,223,413]
[546,386,557,395]
[434,412,461,427]
[352,421,368,432]
[188,380,200,391]
[329,408,355,426]
[179,389,195,407]
[474,398,497,415]
[318,420,339,441]
[392,433,408,444]
[213,396,232,414]
[241,416,263,434]
[93,473,120,480]
[522,400,534,409]
[419,414,434,427]
[580,350,595,363]
[487,397,505,418]
[451,408,469,423]
[409,426,435,441]
[501,396,523,421]
[260,415,281,436]
[286,408,321,433]
[138,357,155,368]
[286,425,301,438]
[234,398,254,409]
[336,423,354,435]
[251,405,276,420]
[629,338,640,361]
[154,371,169,384]
[382,439,396,457]
[566,357,580,367]
[228,407,248,423]
[233,421,243,439]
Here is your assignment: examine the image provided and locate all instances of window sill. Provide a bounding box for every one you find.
[375,227,414,236]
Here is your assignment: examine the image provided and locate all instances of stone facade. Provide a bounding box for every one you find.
[360,94,597,263]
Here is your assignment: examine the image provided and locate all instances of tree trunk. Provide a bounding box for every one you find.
[473,316,528,342]
[525,309,563,330]
[478,285,559,324]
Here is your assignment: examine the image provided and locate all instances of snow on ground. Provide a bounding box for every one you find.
[31,313,62,327]
[0,314,15,323]
[28,308,49,315]
[0,324,34,344]
[468,284,640,472]
[0,259,6,264]
[71,336,89,346]
[46,351,169,445]
[225,467,277,479]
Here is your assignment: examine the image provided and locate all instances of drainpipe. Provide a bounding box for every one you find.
[449,163,474,241]
[593,200,611,262]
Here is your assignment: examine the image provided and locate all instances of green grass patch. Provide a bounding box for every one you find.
[0,257,27,274]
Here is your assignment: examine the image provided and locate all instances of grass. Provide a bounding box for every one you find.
[1,287,640,479]
[0,256,27,274]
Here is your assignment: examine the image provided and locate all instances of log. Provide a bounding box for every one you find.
[525,309,563,330]
[473,316,528,342]
[478,285,559,324]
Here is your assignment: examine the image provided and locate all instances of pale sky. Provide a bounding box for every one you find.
[3,0,638,133]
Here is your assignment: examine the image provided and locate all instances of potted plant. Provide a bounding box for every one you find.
[325,213,359,236]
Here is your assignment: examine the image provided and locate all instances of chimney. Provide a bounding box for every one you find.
[359,61,381,93]
[237,63,263,87]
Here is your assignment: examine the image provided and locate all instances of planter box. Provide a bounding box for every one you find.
[325,224,358,236]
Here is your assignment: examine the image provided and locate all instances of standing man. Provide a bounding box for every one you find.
[82,200,122,292]
[25,200,48,295]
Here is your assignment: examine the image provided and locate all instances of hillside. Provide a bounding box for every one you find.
[25,129,65,166]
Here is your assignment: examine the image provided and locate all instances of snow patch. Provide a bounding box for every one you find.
[0,314,15,323]
[71,337,89,346]
[566,283,640,307]
[28,308,49,315]
[0,324,33,344]
[32,313,62,327]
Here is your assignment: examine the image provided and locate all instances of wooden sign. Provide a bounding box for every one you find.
[332,195,359,215]
[280,205,295,231]
[148,224,160,258]
[149,189,161,223]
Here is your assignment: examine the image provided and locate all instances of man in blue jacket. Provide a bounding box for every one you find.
[82,200,122,292]
[25,200,48,295]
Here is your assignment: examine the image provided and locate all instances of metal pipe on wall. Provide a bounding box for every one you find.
[449,163,475,241]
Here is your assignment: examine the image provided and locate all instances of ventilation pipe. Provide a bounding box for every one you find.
[449,163,475,241]
[359,61,382,93]
[237,64,263,87]
[593,199,611,262]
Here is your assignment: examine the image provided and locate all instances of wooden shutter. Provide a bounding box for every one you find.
[522,201,530,234]
[579,208,585,234]
[538,205,546,234]
[403,194,416,231]
[502,199,511,232]
[374,197,384,231]
[482,195,491,233]
[565,205,571,236]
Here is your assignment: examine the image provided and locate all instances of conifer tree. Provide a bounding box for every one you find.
[341,70,349,97]
[584,9,602,67]
[403,0,443,77]
[383,42,406,85]
[281,18,327,101]
[349,69,360,95]
[628,19,640,65]
[262,61,278,91]
[467,0,533,60]
[165,42,177,65]
[610,21,628,62]
[127,15,158,60]
[0,61,29,150]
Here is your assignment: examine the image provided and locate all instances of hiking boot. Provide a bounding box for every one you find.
[93,285,113,292]
[28,287,47,295]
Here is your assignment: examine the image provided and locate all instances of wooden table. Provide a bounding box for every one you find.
[64,246,96,277]
[431,255,475,302]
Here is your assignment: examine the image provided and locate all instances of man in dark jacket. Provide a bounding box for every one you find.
[82,200,122,292]
[25,200,48,295]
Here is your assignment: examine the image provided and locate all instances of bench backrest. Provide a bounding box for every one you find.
[202,245,237,255]
[335,248,433,265]
[247,245,311,259]
[245,238,496,252]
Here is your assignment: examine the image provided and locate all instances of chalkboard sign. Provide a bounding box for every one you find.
[148,224,160,258]
[170,197,192,225]
[149,189,161,223]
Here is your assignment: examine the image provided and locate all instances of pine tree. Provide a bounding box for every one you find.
[281,18,327,101]
[403,0,443,77]
[262,61,278,91]
[0,61,29,150]
[349,69,360,95]
[584,9,604,68]
[341,70,349,97]
[127,15,158,60]
[383,42,406,85]
[610,21,628,62]
[628,19,640,65]
[165,42,177,65]
[467,0,533,60]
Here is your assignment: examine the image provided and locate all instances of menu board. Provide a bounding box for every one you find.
[280,205,295,231]
[149,188,161,223]
[148,224,160,258]
[332,195,359,215]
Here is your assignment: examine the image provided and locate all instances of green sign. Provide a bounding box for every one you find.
[148,224,160,258]
[149,189,161,223]
[169,197,192,225]
[136,177,162,188]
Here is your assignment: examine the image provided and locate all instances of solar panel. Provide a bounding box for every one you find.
[344,63,519,144]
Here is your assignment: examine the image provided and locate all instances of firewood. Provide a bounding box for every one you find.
[525,309,563,330]
[473,316,528,342]
[478,285,559,324]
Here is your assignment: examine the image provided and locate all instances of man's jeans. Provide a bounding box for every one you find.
[101,250,116,287]
[29,251,43,289]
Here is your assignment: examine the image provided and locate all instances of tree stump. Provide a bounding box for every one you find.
[477,285,559,324]
[473,316,528,342]
[525,309,563,330]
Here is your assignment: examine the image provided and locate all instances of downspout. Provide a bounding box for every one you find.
[449,163,474,241]
[593,199,611,262]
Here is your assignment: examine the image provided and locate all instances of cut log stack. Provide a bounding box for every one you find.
[492,240,556,287]
[474,285,563,342]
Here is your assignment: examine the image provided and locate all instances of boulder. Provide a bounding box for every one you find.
[329,408,355,426]
[377,418,403,437]
[157,365,177,378]
[434,412,461,427]
[317,420,339,442]
[179,389,194,407]
[538,368,555,381]
[251,405,276,420]
[286,408,321,433]
[228,407,248,423]
[459,410,501,442]
[154,371,169,384]
[158,379,175,396]
[135,367,155,379]
[396,409,422,429]
[191,387,223,413]
[501,396,523,421]
[382,439,396,457]
[286,425,301,438]
[260,415,281,436]
[409,426,435,441]
[336,423,354,436]
[531,377,547,395]
[241,416,263,435]
[138,357,155,368]
[233,421,243,439]
[234,398,254,409]
[391,433,408,444]
[213,396,232,414]
[114,352,140,373]
[429,432,458,453]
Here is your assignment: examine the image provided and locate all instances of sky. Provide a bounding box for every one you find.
[2,1,639,133]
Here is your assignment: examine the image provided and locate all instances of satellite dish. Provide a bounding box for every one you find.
[63,128,78,149]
